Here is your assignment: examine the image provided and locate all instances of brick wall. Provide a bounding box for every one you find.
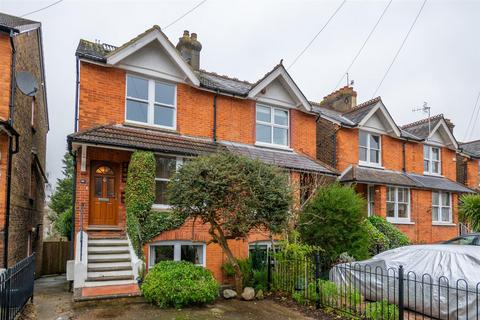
[466,158,480,190]
[0,34,11,121]
[316,118,338,167]
[0,29,48,274]
[78,61,317,153]
[336,128,358,172]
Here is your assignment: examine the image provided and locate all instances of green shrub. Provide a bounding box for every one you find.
[365,300,398,320]
[364,219,390,255]
[459,194,480,231]
[142,261,219,308]
[318,280,339,305]
[54,208,73,239]
[368,216,410,249]
[299,184,369,265]
[222,258,253,287]
[253,269,268,292]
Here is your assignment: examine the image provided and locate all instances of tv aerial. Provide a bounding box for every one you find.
[16,71,38,97]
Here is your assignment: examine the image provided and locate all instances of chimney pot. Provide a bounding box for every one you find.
[176,30,202,70]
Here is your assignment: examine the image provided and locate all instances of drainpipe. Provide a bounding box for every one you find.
[212,90,218,142]
[4,30,18,268]
[402,141,406,173]
[74,56,80,133]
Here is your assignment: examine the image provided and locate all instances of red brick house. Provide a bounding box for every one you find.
[0,13,48,274]
[457,140,480,191]
[315,87,473,244]
[67,26,337,299]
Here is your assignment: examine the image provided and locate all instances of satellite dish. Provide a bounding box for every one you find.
[16,71,38,97]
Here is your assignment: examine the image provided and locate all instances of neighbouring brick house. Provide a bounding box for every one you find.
[0,13,49,274]
[67,26,337,299]
[314,87,473,244]
[457,140,480,192]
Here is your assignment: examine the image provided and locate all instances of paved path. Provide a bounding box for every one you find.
[34,275,311,320]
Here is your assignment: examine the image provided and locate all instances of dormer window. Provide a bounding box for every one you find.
[359,131,381,166]
[255,104,289,147]
[126,75,176,129]
[424,145,441,175]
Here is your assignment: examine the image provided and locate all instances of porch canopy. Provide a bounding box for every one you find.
[340,165,474,193]
[68,124,338,175]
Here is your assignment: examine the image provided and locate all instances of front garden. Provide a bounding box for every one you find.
[124,150,458,319]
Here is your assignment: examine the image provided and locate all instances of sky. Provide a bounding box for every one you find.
[1,0,479,189]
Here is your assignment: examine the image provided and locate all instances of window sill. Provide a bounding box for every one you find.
[152,204,172,211]
[423,172,443,177]
[358,162,384,169]
[254,142,293,152]
[386,219,414,225]
[432,222,456,226]
[124,121,177,133]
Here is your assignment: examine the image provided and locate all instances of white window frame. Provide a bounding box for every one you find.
[359,130,382,167]
[367,185,375,217]
[152,155,183,210]
[432,191,452,224]
[423,145,441,176]
[386,186,411,223]
[149,241,206,267]
[125,74,177,130]
[255,104,290,149]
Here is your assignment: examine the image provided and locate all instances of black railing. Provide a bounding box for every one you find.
[0,254,35,320]
[268,254,480,320]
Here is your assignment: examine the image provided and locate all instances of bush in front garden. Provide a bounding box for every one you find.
[299,183,369,264]
[368,216,410,249]
[142,261,219,308]
[364,219,390,255]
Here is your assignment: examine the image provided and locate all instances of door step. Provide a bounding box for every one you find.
[86,275,134,282]
[88,247,130,254]
[88,253,131,263]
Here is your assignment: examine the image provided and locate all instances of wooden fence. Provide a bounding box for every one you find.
[41,240,70,276]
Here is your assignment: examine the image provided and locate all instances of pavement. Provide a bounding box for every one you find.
[32,275,312,320]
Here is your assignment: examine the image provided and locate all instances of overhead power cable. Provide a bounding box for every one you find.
[163,0,207,30]
[287,0,347,70]
[21,0,65,17]
[334,0,393,89]
[372,0,427,98]
[463,91,480,141]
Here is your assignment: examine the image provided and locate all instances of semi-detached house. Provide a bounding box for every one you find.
[315,87,473,244]
[68,26,337,299]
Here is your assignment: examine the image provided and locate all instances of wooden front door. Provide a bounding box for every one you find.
[89,163,118,226]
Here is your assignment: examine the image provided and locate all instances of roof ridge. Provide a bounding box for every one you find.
[346,96,381,113]
[460,139,480,145]
[401,113,444,129]
[250,62,284,87]
[198,69,253,85]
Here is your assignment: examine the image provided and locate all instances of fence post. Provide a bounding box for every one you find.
[315,252,320,309]
[398,265,405,320]
[267,254,272,291]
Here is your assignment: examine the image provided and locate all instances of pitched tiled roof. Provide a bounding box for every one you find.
[68,124,220,156]
[342,102,378,124]
[401,114,445,140]
[196,70,252,96]
[460,140,480,158]
[76,39,115,62]
[340,166,417,187]
[408,173,473,193]
[222,142,338,175]
[340,165,474,193]
[0,12,40,33]
[68,125,338,175]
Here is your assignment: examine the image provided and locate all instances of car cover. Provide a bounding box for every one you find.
[331,245,480,319]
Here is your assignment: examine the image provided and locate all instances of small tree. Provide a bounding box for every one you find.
[459,194,480,231]
[168,152,292,293]
[49,152,74,239]
[298,183,369,265]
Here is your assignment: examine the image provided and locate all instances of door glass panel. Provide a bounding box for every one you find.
[106,177,115,198]
[94,176,102,197]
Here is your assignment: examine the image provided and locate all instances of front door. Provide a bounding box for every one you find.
[89,163,118,226]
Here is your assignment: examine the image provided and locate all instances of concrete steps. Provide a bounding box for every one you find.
[84,236,137,290]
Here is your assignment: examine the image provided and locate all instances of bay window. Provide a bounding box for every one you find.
[386,186,410,222]
[432,191,452,223]
[126,75,176,129]
[359,131,381,166]
[423,145,441,175]
[256,104,289,147]
[149,241,206,267]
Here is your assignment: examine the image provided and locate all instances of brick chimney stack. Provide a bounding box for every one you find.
[176,30,202,70]
[319,86,357,113]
